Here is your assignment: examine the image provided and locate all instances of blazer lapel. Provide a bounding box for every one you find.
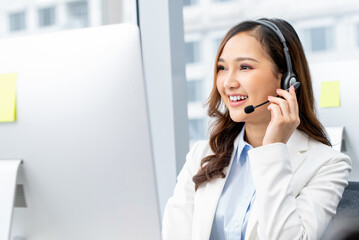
[196,133,241,240]
[244,129,309,240]
[245,200,258,240]
[286,129,309,176]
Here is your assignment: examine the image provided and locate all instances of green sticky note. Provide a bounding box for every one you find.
[319,81,340,108]
[0,73,17,122]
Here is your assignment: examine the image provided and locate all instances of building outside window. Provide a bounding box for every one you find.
[185,41,201,64]
[9,12,26,32]
[302,26,335,52]
[67,1,88,28]
[214,37,222,55]
[183,0,197,7]
[38,7,56,27]
[187,79,203,102]
[189,118,206,141]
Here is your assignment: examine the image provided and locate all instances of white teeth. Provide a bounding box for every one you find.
[229,95,247,102]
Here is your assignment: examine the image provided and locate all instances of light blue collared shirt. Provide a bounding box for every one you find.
[210,128,256,240]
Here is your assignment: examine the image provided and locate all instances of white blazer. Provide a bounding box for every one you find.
[162,129,352,240]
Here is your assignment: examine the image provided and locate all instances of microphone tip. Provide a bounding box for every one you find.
[293,81,300,90]
[244,105,255,114]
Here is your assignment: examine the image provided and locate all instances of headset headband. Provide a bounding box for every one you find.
[255,20,294,77]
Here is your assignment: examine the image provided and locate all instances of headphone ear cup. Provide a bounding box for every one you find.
[281,73,297,90]
[281,72,290,90]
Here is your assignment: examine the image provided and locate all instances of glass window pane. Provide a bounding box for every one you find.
[185,41,200,64]
[38,7,56,27]
[310,27,326,51]
[305,26,335,52]
[9,12,26,32]
[0,0,137,38]
[214,37,222,56]
[189,118,205,141]
[67,1,88,28]
[183,0,197,6]
[326,27,335,50]
[187,80,203,102]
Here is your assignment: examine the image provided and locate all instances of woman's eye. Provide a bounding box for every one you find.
[240,65,252,70]
[217,65,226,71]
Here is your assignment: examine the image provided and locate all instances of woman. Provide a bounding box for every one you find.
[162,18,351,240]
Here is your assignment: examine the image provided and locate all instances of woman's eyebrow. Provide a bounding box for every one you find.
[218,57,259,63]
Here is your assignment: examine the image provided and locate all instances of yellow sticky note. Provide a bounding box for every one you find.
[319,81,340,108]
[0,73,17,122]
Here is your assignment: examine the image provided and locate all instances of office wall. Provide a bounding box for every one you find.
[311,60,359,180]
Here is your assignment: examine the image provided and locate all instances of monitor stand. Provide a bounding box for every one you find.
[0,160,22,240]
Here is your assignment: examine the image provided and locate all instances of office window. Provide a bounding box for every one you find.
[183,0,197,6]
[189,118,206,141]
[9,12,26,32]
[38,7,56,27]
[187,80,203,102]
[303,26,335,52]
[212,0,233,2]
[185,41,200,64]
[0,0,137,39]
[214,37,222,56]
[67,1,88,28]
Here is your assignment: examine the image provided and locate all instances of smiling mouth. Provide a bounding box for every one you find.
[229,95,248,102]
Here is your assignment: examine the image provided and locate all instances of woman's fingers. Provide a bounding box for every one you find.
[276,86,299,114]
[267,102,282,122]
[268,95,290,120]
[268,86,300,126]
[263,85,301,145]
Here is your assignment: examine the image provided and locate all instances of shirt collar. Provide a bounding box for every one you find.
[237,125,252,150]
[235,125,253,163]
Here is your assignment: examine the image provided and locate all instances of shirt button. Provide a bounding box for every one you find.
[234,222,239,228]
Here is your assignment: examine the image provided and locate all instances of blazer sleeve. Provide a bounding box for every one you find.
[162,141,203,240]
[248,143,351,240]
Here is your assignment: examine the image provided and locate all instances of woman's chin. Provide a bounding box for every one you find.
[229,110,247,123]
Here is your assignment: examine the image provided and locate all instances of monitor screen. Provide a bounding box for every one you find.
[0,23,161,239]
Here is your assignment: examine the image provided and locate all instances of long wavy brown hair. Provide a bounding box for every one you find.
[192,18,331,191]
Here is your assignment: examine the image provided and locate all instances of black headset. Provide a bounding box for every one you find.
[254,19,331,146]
[255,19,298,90]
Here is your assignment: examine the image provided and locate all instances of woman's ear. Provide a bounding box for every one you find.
[277,72,283,88]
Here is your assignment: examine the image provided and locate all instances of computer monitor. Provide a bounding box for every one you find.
[0,23,161,239]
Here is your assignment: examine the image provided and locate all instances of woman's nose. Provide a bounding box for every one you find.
[223,71,240,89]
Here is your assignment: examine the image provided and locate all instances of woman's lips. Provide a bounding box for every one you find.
[228,97,248,107]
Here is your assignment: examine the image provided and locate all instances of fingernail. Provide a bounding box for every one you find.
[268,96,272,100]
[276,88,281,92]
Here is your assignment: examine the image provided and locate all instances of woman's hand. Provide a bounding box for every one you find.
[262,85,300,146]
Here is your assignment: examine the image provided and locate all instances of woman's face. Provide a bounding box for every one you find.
[216,31,282,124]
